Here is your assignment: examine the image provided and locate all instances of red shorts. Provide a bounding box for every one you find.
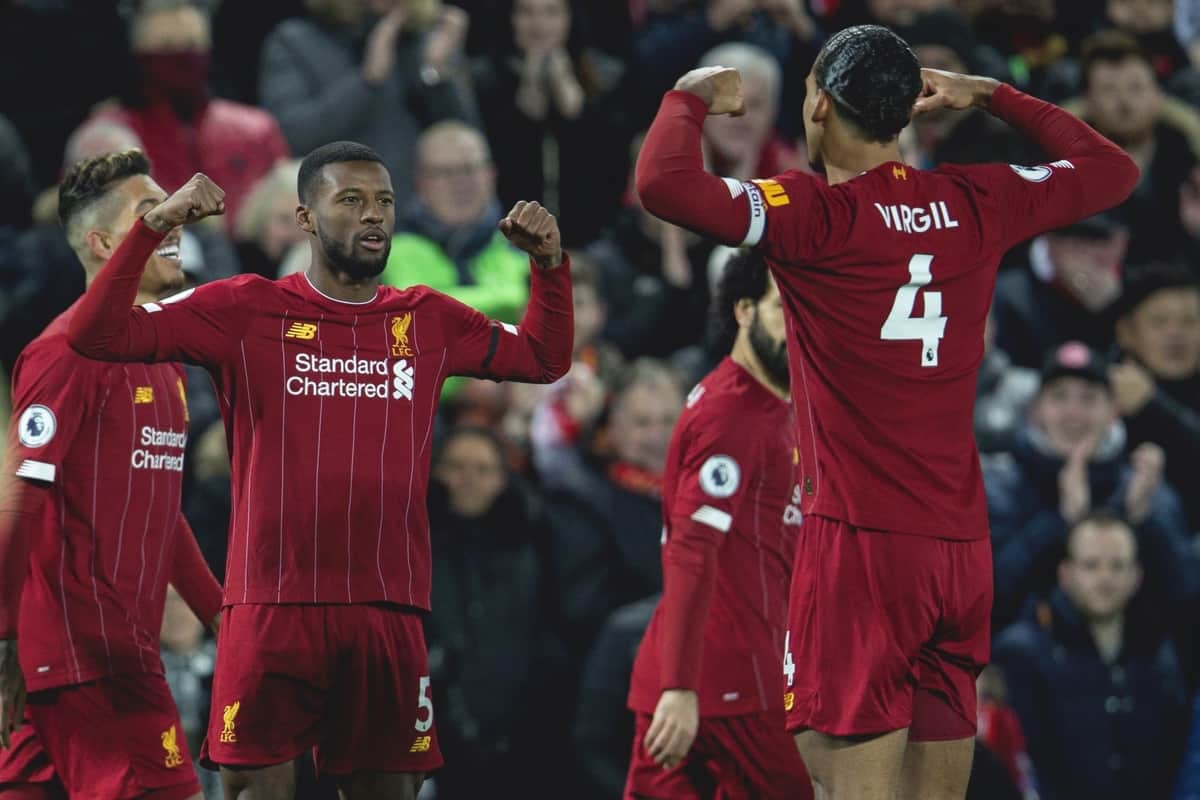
[0,674,200,800]
[785,516,991,741]
[624,709,812,799]
[0,708,57,790]
[200,603,442,776]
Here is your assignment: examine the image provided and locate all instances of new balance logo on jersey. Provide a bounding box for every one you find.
[285,321,318,340]
[751,178,790,207]
[392,359,415,400]
[134,386,154,404]
[410,736,432,753]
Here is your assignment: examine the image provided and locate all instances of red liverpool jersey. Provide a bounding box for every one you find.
[637,85,1139,541]
[67,220,572,610]
[4,303,216,690]
[629,358,800,717]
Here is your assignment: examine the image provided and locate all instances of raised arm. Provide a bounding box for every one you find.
[67,174,243,367]
[915,69,1140,247]
[635,68,759,246]
[447,202,573,383]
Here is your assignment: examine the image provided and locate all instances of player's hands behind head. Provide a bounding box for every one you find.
[645,688,699,770]
[498,201,563,268]
[143,173,226,234]
[674,66,745,116]
[0,639,25,749]
[912,68,1000,116]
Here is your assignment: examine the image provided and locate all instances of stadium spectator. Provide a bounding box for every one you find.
[259,0,477,196]
[1072,30,1200,261]
[991,213,1129,369]
[993,511,1189,800]
[899,9,1039,167]
[96,0,291,232]
[697,42,805,182]
[426,426,568,798]
[1112,262,1200,534]
[545,358,681,664]
[586,135,718,360]
[975,314,1040,455]
[382,122,530,322]
[1104,0,1192,82]
[473,0,631,245]
[630,0,818,130]
[985,341,1195,630]
[233,159,306,280]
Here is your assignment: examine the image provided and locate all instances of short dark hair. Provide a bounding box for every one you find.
[298,141,387,204]
[712,249,771,353]
[814,25,923,143]
[1080,30,1154,91]
[1117,260,1200,320]
[1066,509,1137,560]
[58,148,152,245]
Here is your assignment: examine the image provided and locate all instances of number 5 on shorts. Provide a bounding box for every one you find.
[415,675,434,733]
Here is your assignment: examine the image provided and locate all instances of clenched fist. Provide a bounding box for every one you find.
[498,201,563,268]
[674,66,745,116]
[143,173,226,233]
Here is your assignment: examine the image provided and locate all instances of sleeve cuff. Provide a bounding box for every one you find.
[665,89,711,120]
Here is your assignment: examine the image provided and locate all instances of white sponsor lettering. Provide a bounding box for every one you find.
[874,201,959,234]
[285,353,413,401]
[140,426,188,448]
[286,376,389,398]
[294,353,388,375]
[132,426,187,472]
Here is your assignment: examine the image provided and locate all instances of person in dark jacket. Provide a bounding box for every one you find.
[1110,262,1200,534]
[991,213,1128,370]
[993,511,1189,800]
[259,0,477,197]
[984,341,1195,631]
[426,425,569,798]
[544,358,682,665]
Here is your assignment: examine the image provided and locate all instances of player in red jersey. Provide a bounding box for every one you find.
[625,250,811,799]
[636,24,1139,800]
[0,150,223,800]
[63,141,573,800]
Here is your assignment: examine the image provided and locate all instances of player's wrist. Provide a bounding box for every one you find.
[971,76,1002,110]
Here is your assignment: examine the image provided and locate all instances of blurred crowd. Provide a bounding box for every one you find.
[2,0,1200,798]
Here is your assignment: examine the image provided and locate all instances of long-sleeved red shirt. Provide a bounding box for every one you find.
[628,358,800,716]
[67,220,573,609]
[1,302,222,689]
[635,83,1138,540]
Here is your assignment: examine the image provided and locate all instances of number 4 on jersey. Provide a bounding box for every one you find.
[881,254,947,367]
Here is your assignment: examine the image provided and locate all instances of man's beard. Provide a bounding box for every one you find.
[749,312,789,388]
[319,228,389,280]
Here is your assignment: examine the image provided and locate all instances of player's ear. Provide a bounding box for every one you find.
[84,228,113,262]
[733,297,756,330]
[296,204,314,234]
[812,89,831,124]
